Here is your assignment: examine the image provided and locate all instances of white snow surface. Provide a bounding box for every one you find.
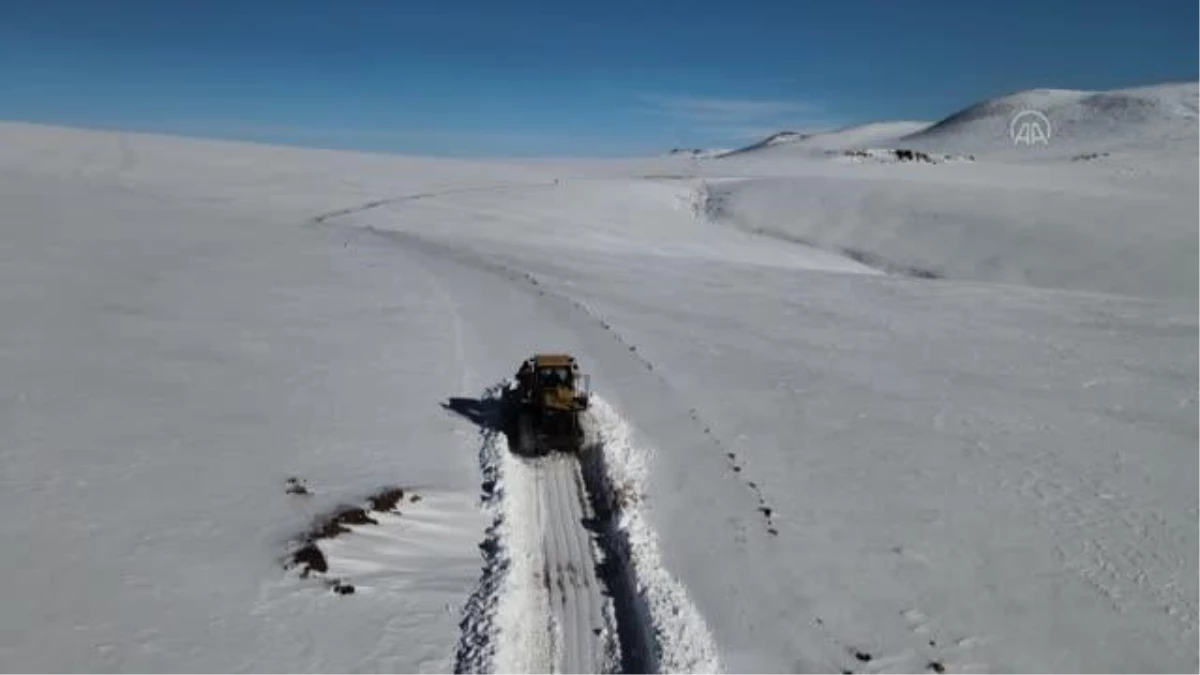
[0,95,1196,674]
[698,159,1197,299]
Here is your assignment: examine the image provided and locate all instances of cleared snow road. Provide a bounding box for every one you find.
[514,451,617,673]
[450,407,628,675]
[451,399,714,675]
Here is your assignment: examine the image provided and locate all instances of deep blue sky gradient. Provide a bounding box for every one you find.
[1,0,1196,155]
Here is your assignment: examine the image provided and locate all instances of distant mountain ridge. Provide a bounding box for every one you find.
[713,81,1197,159]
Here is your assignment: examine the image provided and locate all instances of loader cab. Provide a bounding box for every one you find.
[537,365,573,388]
[509,353,592,454]
[517,354,590,406]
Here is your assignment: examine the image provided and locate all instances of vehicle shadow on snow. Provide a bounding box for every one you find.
[442,396,505,430]
[441,395,548,458]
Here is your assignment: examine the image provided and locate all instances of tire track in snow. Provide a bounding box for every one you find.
[313,179,852,543]
[524,269,783,542]
[311,181,557,226]
[542,454,603,673]
[694,179,943,280]
[346,222,780,542]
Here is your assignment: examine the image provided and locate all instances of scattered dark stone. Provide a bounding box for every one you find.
[841,670,853,675]
[927,661,945,673]
[332,582,355,595]
[732,466,742,473]
[409,494,422,503]
[292,543,327,577]
[893,148,934,163]
[338,507,376,525]
[368,487,405,512]
[285,477,311,496]
[767,527,779,536]
[854,650,872,662]
[593,627,602,635]
[759,506,773,519]
[929,639,937,647]
[748,481,757,489]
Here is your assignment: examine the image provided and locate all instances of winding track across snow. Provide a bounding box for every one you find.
[318,182,735,674]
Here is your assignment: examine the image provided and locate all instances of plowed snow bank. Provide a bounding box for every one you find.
[589,397,722,674]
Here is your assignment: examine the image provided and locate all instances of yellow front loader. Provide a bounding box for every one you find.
[506,354,590,454]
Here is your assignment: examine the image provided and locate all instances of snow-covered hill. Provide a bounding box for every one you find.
[720,82,1198,161]
[0,106,1195,673]
[901,82,1199,157]
[689,82,1199,300]
[720,121,931,157]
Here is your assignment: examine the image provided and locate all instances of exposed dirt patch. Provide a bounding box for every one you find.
[368,487,406,512]
[284,485,416,589]
[291,543,328,578]
[310,506,378,540]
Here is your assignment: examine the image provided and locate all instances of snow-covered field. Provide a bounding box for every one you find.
[0,81,1195,673]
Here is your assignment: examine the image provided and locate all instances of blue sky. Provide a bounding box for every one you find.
[1,0,1196,156]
